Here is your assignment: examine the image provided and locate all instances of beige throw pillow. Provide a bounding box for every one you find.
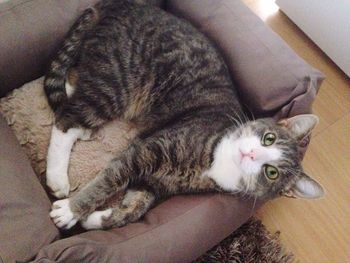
[0,77,138,199]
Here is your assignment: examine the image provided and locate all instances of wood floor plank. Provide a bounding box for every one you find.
[257,114,350,262]
[312,80,350,135]
[242,0,350,262]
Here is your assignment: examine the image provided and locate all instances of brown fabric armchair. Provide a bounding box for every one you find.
[0,0,324,262]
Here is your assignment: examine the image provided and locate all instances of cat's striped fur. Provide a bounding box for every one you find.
[47,0,323,230]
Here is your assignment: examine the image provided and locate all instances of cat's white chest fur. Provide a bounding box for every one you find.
[204,135,242,191]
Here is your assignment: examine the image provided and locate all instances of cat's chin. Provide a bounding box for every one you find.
[238,159,260,176]
[231,152,256,178]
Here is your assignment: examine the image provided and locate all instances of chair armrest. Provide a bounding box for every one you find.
[166,0,325,119]
[0,0,100,98]
[33,194,261,263]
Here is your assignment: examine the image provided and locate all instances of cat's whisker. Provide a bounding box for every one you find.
[250,195,258,217]
[246,107,255,122]
[236,113,245,127]
[241,110,250,123]
[229,112,240,126]
[241,112,248,123]
[244,173,253,196]
[285,167,299,177]
[226,114,241,128]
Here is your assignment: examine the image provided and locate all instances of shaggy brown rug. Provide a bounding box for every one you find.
[194,218,294,263]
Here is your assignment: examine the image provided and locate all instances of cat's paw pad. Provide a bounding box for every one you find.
[81,209,112,230]
[50,199,77,229]
[46,172,70,198]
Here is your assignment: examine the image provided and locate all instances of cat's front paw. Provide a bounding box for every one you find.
[50,199,78,229]
[46,171,70,198]
[81,209,112,230]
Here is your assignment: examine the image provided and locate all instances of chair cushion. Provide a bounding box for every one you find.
[0,114,59,262]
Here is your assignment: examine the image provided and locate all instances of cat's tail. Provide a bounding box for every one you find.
[44,7,99,111]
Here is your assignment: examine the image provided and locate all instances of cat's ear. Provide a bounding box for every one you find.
[278,114,319,141]
[282,172,325,199]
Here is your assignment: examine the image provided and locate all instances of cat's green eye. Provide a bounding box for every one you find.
[262,132,276,146]
[264,165,279,180]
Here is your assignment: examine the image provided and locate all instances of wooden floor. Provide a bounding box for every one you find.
[241,1,350,262]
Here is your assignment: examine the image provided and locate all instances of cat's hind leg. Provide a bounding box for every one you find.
[46,124,91,198]
[46,78,108,198]
[81,189,155,230]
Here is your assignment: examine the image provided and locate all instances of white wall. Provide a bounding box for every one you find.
[276,0,350,77]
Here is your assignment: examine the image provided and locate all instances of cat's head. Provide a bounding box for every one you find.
[230,114,324,200]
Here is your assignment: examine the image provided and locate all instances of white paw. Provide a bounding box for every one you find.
[79,129,92,141]
[46,171,70,198]
[81,209,112,230]
[50,199,78,229]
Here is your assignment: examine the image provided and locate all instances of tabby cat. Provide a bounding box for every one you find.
[46,0,324,230]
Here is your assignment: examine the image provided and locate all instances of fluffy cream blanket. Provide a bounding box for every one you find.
[0,77,138,200]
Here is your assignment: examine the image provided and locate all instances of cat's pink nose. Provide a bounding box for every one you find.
[240,149,257,161]
[248,150,257,160]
